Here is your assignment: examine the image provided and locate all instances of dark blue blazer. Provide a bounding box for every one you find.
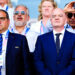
[34,30,75,75]
[5,32,30,75]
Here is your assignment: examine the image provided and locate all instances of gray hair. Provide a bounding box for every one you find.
[14,5,29,16]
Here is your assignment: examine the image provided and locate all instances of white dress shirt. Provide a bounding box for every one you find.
[1,30,9,75]
[10,25,30,36]
[53,29,65,47]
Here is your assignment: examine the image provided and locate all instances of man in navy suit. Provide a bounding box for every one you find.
[34,8,75,75]
[0,9,30,75]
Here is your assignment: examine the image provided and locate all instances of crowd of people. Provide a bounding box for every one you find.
[0,0,75,75]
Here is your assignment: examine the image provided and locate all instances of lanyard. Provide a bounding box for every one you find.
[40,21,48,34]
[5,5,9,11]
[5,30,9,39]
[25,27,30,34]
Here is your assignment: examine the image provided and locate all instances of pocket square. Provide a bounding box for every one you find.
[15,46,19,48]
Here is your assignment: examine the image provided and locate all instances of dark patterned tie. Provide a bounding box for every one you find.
[55,33,61,55]
[0,34,3,75]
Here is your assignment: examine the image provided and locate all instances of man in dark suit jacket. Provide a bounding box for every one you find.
[34,8,75,75]
[0,9,30,75]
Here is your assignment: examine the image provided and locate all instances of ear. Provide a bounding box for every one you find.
[13,15,15,20]
[27,15,30,21]
[65,15,68,24]
[8,19,10,25]
[50,18,52,24]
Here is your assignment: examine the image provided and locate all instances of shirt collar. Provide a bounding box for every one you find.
[53,29,65,36]
[14,25,27,35]
[2,29,9,38]
[0,4,8,10]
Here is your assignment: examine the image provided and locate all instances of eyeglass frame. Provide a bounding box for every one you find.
[66,12,75,19]
[0,17,8,21]
[14,11,27,15]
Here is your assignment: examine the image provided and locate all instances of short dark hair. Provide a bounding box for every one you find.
[0,9,9,19]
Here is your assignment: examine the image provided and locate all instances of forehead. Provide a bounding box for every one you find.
[15,6,27,11]
[0,11,6,17]
[52,9,65,15]
[42,1,53,6]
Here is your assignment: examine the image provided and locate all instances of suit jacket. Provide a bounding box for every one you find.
[5,32,30,75]
[34,30,75,75]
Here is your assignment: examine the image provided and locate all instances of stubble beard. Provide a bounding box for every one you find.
[14,21,26,26]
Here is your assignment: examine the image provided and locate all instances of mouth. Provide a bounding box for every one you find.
[70,21,75,24]
[17,17,23,21]
[55,21,60,23]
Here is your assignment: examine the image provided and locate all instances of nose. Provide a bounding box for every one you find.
[18,13,22,16]
[71,15,75,19]
[55,16,59,20]
[45,6,49,10]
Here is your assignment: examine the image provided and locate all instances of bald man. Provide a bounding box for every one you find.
[33,8,75,75]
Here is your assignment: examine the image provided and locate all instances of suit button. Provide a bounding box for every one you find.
[57,61,60,64]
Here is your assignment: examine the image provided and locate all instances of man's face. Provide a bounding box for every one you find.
[0,11,9,33]
[66,12,75,28]
[41,1,54,17]
[14,6,29,26]
[51,8,67,29]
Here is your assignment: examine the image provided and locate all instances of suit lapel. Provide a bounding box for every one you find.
[46,32,57,72]
[59,30,70,58]
[47,31,57,60]
[6,33,16,75]
[49,31,57,53]
[6,33,15,55]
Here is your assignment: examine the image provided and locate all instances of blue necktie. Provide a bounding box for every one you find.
[0,34,2,55]
[55,33,61,55]
[0,34,3,75]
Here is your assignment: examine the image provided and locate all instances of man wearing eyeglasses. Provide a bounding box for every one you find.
[0,9,30,75]
[0,0,14,32]
[10,5,30,36]
[64,1,75,33]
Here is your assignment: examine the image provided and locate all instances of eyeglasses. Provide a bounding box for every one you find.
[67,13,75,19]
[14,11,26,15]
[0,17,7,21]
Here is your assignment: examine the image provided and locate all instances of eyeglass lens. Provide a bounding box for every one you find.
[67,13,75,19]
[0,17,7,21]
[14,11,26,15]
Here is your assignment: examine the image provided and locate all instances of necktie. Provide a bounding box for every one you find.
[0,34,3,75]
[55,33,61,55]
[0,34,2,55]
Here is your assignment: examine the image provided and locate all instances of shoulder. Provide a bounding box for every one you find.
[9,32,26,40]
[65,30,75,36]
[30,20,41,32]
[31,20,41,27]
[37,32,52,41]
[65,30,75,39]
[8,7,14,14]
[8,7,14,11]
